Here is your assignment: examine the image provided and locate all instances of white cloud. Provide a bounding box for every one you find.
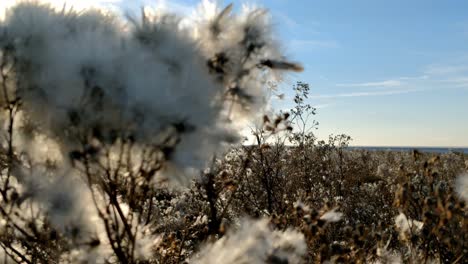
[438,77,468,88]
[424,64,468,75]
[310,88,424,99]
[314,103,333,109]
[337,75,429,89]
[422,62,468,88]
[316,66,467,100]
[398,75,429,80]
[337,79,403,88]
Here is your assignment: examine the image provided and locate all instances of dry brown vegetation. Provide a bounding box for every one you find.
[184,91,466,263]
[0,80,466,264]
[105,82,466,263]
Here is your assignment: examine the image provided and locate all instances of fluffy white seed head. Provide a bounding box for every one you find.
[193,218,306,264]
[320,208,343,223]
[1,1,299,184]
[454,173,468,203]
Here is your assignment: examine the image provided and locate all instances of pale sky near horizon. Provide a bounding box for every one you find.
[2,0,468,147]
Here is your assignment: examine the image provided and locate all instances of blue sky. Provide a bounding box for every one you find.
[265,0,468,147]
[5,0,467,146]
[123,0,468,146]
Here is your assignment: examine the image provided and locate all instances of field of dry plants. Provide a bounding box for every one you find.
[189,136,467,263]
[129,85,467,263]
[0,1,466,264]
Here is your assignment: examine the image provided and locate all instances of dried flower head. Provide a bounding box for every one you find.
[193,218,306,264]
[454,173,468,203]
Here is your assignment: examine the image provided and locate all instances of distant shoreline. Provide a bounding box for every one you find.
[347,146,468,154]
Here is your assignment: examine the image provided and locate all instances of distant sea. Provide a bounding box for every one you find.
[348,146,468,154]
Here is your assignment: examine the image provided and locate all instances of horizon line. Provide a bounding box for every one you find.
[348,145,468,149]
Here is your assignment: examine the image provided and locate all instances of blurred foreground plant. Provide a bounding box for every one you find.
[0,1,304,263]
